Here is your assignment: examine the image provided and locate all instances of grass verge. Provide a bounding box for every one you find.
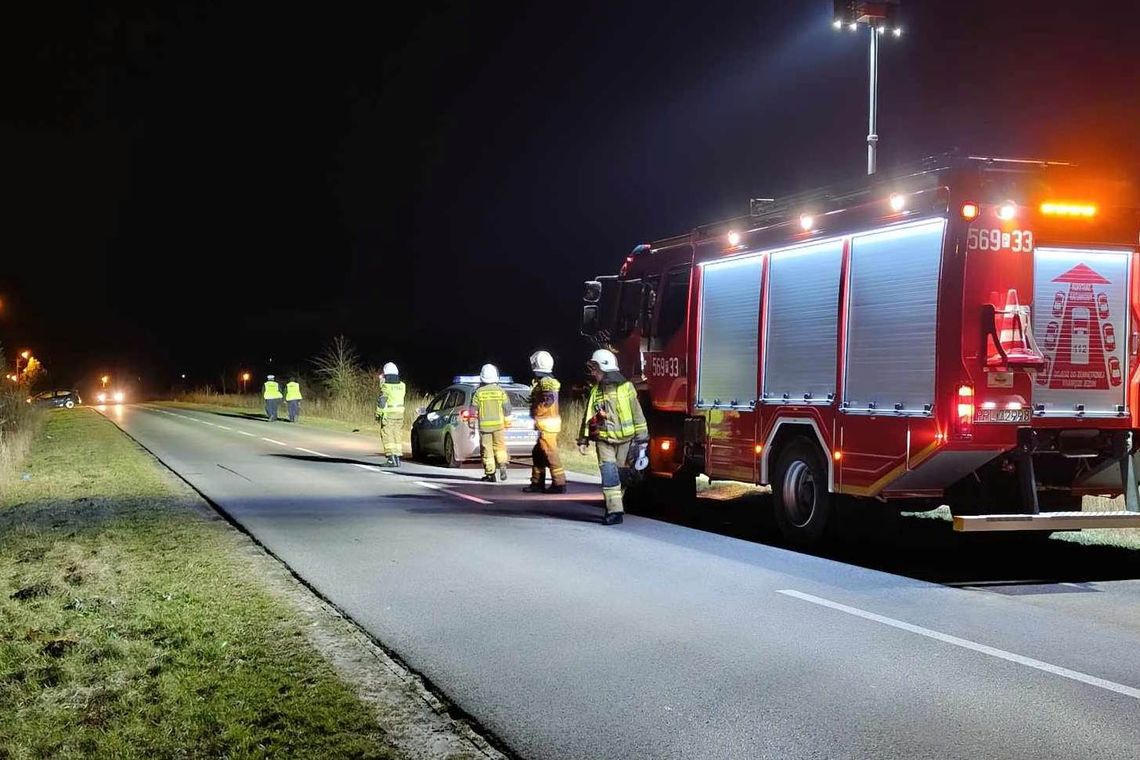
[0,409,395,758]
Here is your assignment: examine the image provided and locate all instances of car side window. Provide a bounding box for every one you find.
[427,393,447,413]
[443,390,464,410]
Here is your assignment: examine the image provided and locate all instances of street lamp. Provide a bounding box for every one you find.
[832,1,903,175]
[101,375,110,389]
[241,372,251,394]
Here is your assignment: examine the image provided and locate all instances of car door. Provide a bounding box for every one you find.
[418,391,450,450]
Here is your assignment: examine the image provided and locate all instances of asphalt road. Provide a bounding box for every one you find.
[104,403,1140,759]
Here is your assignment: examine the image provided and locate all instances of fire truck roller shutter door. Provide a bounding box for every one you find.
[764,239,844,404]
[696,255,762,409]
[843,219,947,414]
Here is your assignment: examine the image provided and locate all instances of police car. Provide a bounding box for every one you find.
[409,376,538,467]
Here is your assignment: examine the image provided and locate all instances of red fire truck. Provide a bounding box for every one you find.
[581,156,1140,544]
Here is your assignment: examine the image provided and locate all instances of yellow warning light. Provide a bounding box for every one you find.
[1040,202,1097,218]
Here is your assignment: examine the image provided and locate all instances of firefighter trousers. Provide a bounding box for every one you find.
[595,439,632,515]
[380,416,403,457]
[531,432,566,488]
[480,430,508,475]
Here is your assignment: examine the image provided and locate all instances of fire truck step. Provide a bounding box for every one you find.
[953,511,1140,533]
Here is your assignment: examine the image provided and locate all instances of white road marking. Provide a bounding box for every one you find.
[237,431,256,437]
[216,425,232,431]
[295,447,330,458]
[261,437,288,446]
[776,589,1140,701]
[353,463,381,472]
[416,481,492,505]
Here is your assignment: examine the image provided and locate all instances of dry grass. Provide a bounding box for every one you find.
[0,388,41,497]
[0,409,395,758]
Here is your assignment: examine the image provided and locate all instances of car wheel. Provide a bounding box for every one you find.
[443,434,462,468]
[772,438,834,547]
[410,431,423,462]
[64,400,75,409]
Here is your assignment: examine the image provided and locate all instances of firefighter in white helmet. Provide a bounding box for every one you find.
[375,362,406,467]
[472,363,512,482]
[578,348,648,525]
[524,350,566,494]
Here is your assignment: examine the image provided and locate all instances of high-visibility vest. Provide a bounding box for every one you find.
[376,381,406,420]
[263,381,282,400]
[580,380,646,442]
[530,376,561,434]
[472,384,510,432]
[285,381,302,401]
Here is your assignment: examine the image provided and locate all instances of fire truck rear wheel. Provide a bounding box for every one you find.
[772,439,833,546]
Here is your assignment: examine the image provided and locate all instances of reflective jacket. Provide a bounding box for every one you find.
[285,381,302,401]
[472,383,511,432]
[263,381,283,400]
[529,376,561,434]
[579,377,647,443]
[376,381,406,420]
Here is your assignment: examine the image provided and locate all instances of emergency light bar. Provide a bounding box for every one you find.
[833,0,901,29]
[1040,201,1097,217]
[454,375,514,384]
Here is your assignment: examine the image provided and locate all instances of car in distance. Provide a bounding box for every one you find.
[410,376,538,467]
[28,389,82,409]
[94,389,126,404]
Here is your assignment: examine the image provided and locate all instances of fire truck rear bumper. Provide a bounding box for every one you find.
[953,511,1140,532]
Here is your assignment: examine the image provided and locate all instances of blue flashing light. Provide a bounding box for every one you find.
[454,375,514,384]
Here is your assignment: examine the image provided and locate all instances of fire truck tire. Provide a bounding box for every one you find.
[772,439,834,546]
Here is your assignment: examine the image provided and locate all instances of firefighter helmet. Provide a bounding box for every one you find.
[588,349,618,372]
[266,374,275,380]
[382,362,399,376]
[479,363,500,383]
[529,350,554,373]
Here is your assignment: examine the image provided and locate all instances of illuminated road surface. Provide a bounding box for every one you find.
[106,403,1140,760]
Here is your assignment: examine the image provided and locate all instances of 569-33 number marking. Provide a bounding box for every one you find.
[967,227,1034,253]
[651,356,681,378]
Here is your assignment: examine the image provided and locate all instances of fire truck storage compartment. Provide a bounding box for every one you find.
[696,255,762,408]
[763,239,844,404]
[1031,247,1130,416]
[843,219,946,414]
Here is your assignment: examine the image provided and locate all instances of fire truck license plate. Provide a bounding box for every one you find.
[974,408,1032,423]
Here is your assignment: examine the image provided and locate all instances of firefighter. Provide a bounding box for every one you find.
[577,348,648,525]
[472,363,511,482]
[524,350,566,494]
[285,377,303,423]
[263,374,283,422]
[375,362,406,467]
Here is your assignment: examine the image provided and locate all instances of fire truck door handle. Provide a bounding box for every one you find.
[1132,331,1140,357]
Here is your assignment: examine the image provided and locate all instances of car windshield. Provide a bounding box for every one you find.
[507,390,530,408]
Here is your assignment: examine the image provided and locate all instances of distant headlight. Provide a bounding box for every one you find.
[97,392,107,403]
[113,391,125,403]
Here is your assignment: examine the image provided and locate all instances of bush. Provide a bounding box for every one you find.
[0,386,41,491]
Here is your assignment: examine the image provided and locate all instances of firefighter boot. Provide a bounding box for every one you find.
[547,484,566,494]
[382,455,397,468]
[523,481,546,493]
[394,456,401,468]
[498,466,508,482]
[480,473,496,483]
[602,486,624,525]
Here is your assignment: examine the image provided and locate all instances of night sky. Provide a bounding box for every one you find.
[3,1,1139,393]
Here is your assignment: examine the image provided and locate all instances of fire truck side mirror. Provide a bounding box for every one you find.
[581,304,599,336]
[583,280,603,304]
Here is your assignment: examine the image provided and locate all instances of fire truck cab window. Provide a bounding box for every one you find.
[614,279,643,338]
[651,268,691,352]
[844,219,946,413]
[697,256,762,408]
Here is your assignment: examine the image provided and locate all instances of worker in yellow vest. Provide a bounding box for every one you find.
[285,377,303,423]
[578,349,648,525]
[375,362,407,467]
[524,350,566,494]
[263,374,283,422]
[472,363,512,482]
